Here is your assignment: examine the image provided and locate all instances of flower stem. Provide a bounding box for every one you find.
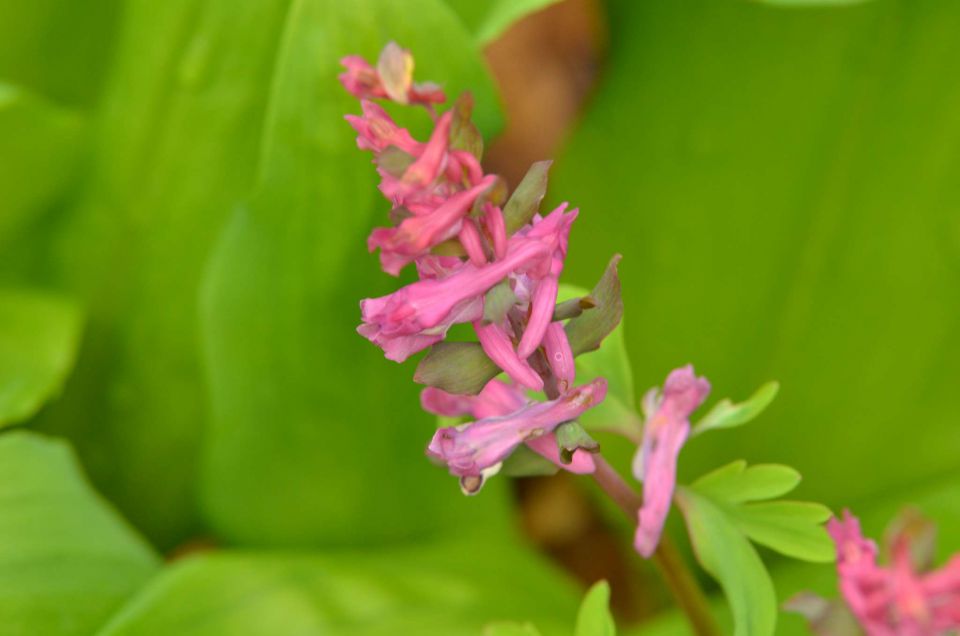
[591,455,721,636]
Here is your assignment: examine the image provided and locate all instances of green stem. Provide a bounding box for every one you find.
[591,456,721,636]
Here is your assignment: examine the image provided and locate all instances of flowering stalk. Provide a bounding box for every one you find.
[341,42,732,635]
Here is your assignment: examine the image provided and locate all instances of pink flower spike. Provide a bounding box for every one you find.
[634,365,710,558]
[459,218,487,266]
[474,320,544,391]
[517,275,559,358]
[345,100,420,154]
[426,378,607,491]
[542,321,575,393]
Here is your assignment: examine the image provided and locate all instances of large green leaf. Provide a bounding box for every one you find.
[0,0,121,106]
[0,431,159,635]
[552,0,960,512]
[200,0,508,546]
[0,84,83,249]
[676,489,776,636]
[37,0,301,548]
[0,289,82,427]
[96,540,577,636]
[443,0,563,45]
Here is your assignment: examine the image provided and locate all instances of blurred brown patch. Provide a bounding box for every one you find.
[483,0,607,187]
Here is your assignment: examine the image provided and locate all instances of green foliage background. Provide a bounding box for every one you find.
[0,0,957,634]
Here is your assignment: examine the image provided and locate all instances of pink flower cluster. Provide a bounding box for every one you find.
[341,42,607,493]
[829,510,960,635]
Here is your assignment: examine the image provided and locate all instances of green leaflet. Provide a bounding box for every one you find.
[676,489,777,636]
[691,382,779,436]
[0,431,159,635]
[200,0,508,547]
[552,0,960,516]
[0,289,82,427]
[0,84,83,250]
[96,540,577,636]
[691,461,801,504]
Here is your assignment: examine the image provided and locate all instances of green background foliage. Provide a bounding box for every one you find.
[0,0,957,634]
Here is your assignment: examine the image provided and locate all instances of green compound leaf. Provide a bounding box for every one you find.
[690,461,834,562]
[0,431,159,635]
[0,289,82,427]
[575,580,616,636]
[692,461,801,504]
[676,488,777,636]
[692,382,779,436]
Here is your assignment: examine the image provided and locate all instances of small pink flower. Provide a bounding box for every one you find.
[345,101,421,154]
[338,45,445,107]
[829,510,960,635]
[425,378,606,492]
[358,240,551,362]
[368,175,496,276]
[633,365,711,558]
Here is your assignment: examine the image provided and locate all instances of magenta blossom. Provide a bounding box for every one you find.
[632,365,711,558]
[829,510,960,635]
[425,378,606,493]
[339,42,444,107]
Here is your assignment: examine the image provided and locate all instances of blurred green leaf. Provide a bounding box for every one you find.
[39,0,300,548]
[0,84,83,248]
[692,461,801,504]
[0,289,82,427]
[758,0,872,6]
[200,0,507,546]
[676,488,776,636]
[574,581,616,636]
[0,431,158,635]
[553,0,960,512]
[444,0,563,45]
[484,623,544,636]
[691,382,779,436]
[0,0,121,106]
[97,540,577,636]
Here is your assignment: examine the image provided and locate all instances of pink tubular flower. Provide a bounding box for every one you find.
[358,239,551,362]
[633,365,711,558]
[829,509,960,635]
[424,378,606,493]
